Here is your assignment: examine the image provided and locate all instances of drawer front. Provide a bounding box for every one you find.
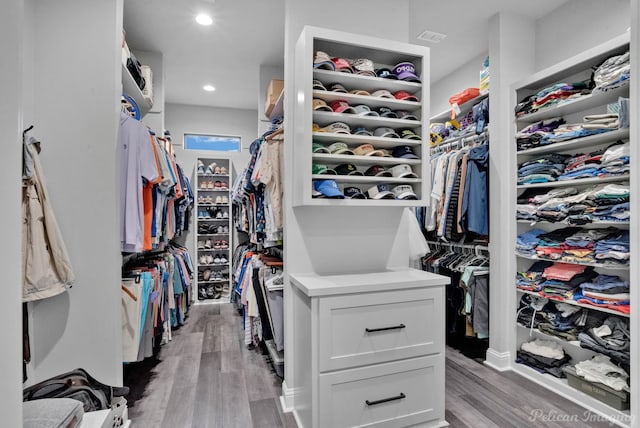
[318,287,444,371]
[318,355,444,428]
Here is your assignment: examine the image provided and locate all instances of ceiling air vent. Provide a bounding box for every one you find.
[416,29,447,43]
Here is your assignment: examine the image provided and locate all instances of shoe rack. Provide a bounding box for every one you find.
[194,157,232,302]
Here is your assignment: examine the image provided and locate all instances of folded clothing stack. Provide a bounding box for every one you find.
[592,51,630,93]
[516,339,571,378]
[516,294,606,342]
[517,141,629,184]
[578,317,630,371]
[516,226,629,266]
[573,355,630,392]
[516,261,629,315]
[574,274,630,314]
[516,184,629,225]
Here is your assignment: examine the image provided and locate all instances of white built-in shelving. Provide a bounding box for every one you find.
[293,26,430,206]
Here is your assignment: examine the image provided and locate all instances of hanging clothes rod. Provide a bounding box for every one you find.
[426,240,490,253]
[432,129,489,153]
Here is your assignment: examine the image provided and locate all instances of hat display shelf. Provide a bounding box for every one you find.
[509,34,634,424]
[293,26,430,206]
[193,157,233,303]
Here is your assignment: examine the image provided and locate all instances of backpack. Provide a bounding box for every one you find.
[23,368,129,412]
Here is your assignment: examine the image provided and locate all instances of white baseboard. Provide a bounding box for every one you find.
[484,348,511,372]
[280,380,296,413]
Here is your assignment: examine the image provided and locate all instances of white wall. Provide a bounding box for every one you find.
[27,0,123,386]
[535,0,630,71]
[165,102,256,257]
[0,0,26,424]
[430,52,487,117]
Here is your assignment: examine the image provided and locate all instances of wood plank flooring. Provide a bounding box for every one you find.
[124,304,612,428]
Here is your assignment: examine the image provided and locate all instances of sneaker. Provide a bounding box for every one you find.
[205,195,213,204]
[220,167,228,175]
[197,240,205,249]
[197,211,204,219]
[220,255,228,264]
[222,211,229,219]
[216,210,223,219]
[204,210,211,219]
[222,196,229,204]
[214,254,221,264]
[203,269,212,281]
[220,240,228,249]
[206,255,215,264]
[206,162,217,175]
[215,196,223,204]
[214,166,222,174]
[197,160,205,175]
[197,196,205,204]
[223,225,229,233]
[215,180,222,189]
[204,239,212,249]
[199,255,207,265]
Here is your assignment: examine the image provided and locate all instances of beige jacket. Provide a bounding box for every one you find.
[22,137,75,301]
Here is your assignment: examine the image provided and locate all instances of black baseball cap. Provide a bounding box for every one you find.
[375,68,398,79]
[365,165,392,177]
[335,163,364,176]
[344,186,367,199]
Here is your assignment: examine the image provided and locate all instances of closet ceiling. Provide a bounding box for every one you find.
[410,0,569,83]
[123,0,567,111]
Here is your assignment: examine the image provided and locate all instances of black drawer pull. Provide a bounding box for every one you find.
[366,392,406,406]
[365,323,406,333]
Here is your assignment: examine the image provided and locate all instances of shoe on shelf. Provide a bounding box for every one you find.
[222,211,229,219]
[205,162,217,175]
[197,196,205,204]
[216,226,224,234]
[203,210,211,219]
[220,181,229,190]
[215,196,222,204]
[214,180,222,189]
[199,255,207,265]
[198,286,208,300]
[204,239,212,249]
[214,254,221,264]
[205,195,213,204]
[220,255,228,264]
[222,196,229,204]
[197,160,205,175]
[214,166,222,175]
[220,167,228,175]
[223,225,229,233]
[197,211,205,219]
[216,210,223,219]
[197,240,205,249]
[203,269,212,281]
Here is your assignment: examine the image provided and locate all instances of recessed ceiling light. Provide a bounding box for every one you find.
[195,13,213,26]
[203,85,216,92]
[417,29,447,43]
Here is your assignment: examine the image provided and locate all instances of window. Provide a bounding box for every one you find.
[183,133,241,152]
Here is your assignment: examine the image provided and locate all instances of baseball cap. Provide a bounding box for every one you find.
[400,129,421,140]
[375,68,398,80]
[353,105,379,117]
[335,163,363,176]
[430,132,444,147]
[353,144,375,156]
[330,100,357,114]
[394,91,419,102]
[365,165,392,177]
[312,185,323,198]
[322,122,351,134]
[367,183,396,199]
[313,51,335,71]
[373,127,400,138]
[344,186,367,199]
[314,180,345,198]
[352,127,373,136]
[313,99,333,112]
[397,110,419,121]
[332,58,354,73]
[392,62,421,83]
[350,89,371,96]
[312,163,337,175]
[351,58,375,76]
[312,142,330,153]
[313,80,327,91]
[328,142,354,155]
[392,184,418,200]
[376,107,398,118]
[328,83,348,93]
[371,89,394,99]
[389,164,418,178]
[392,145,420,159]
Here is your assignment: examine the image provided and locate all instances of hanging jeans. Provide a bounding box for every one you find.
[461,144,489,235]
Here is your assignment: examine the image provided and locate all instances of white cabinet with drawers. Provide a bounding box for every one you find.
[290,269,449,428]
